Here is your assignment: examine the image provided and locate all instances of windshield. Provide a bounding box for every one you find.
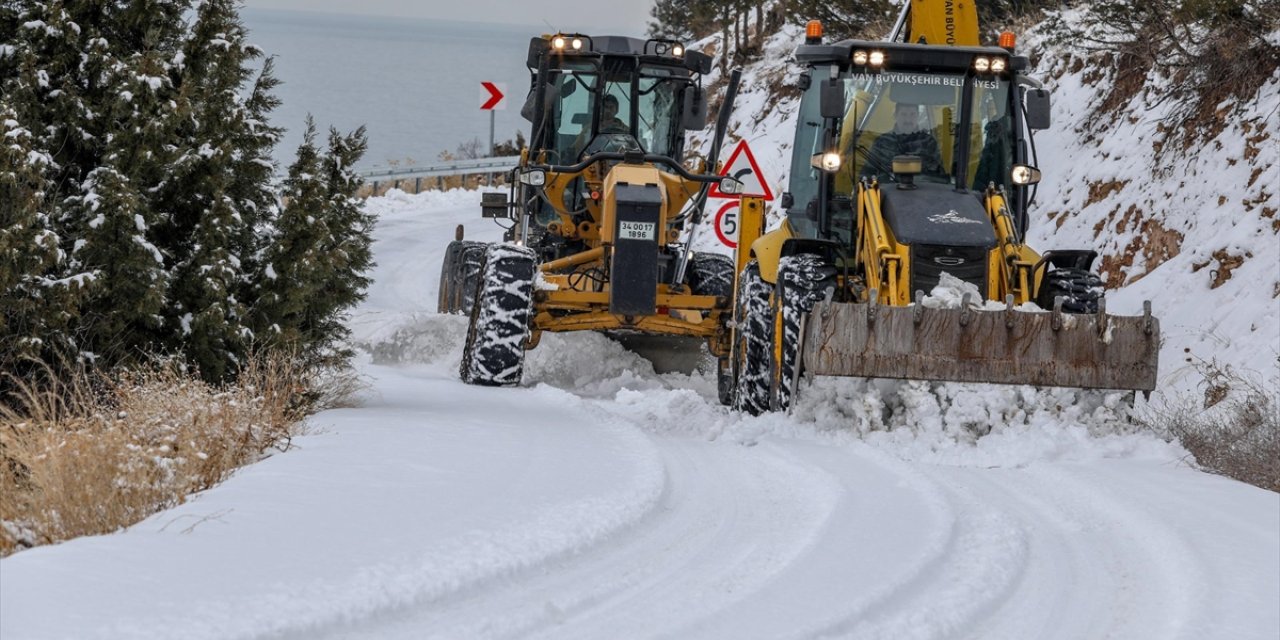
[636,66,687,158]
[835,71,1012,191]
[969,78,1013,191]
[535,58,692,162]
[543,62,598,164]
[786,68,828,216]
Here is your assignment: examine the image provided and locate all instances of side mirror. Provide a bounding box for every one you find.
[682,87,707,130]
[526,36,549,68]
[820,78,845,120]
[684,51,713,74]
[521,79,561,123]
[1025,89,1051,130]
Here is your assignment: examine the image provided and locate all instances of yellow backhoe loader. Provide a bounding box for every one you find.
[719,0,1161,413]
[439,34,746,385]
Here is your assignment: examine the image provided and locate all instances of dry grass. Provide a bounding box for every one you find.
[1142,359,1280,492]
[358,172,504,199]
[0,353,357,555]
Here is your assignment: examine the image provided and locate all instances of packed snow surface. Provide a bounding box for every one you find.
[2,189,1276,640]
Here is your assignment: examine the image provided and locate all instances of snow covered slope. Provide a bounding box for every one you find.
[2,189,1276,640]
[1020,13,1280,395]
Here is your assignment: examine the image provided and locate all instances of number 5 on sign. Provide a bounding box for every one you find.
[714,200,740,248]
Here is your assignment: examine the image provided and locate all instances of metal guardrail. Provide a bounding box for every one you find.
[358,156,520,182]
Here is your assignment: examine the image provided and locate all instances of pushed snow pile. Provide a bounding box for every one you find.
[362,308,1176,468]
[355,187,1183,469]
[363,313,469,366]
[919,273,1044,312]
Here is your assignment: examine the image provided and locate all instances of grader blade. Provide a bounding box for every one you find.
[802,297,1160,392]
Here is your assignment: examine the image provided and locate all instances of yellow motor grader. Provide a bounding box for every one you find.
[720,0,1161,413]
[440,33,746,385]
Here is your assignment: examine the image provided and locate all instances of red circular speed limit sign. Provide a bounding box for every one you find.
[714,200,740,248]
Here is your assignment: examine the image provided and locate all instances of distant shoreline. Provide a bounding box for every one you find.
[241,6,544,35]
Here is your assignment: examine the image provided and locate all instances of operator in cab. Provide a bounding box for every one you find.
[861,102,947,183]
[573,94,629,157]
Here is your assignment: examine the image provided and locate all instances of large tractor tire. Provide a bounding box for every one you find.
[687,252,735,299]
[460,244,536,386]
[1036,266,1103,314]
[438,241,487,314]
[772,253,837,412]
[729,260,773,414]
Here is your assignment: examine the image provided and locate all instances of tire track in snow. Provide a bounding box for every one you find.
[315,399,849,638]
[971,464,1207,639]
[856,463,1208,640]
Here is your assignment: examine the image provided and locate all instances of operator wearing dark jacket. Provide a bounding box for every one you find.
[861,102,947,183]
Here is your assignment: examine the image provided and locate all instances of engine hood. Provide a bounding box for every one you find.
[879,184,997,248]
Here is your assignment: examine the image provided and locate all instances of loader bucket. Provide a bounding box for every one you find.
[802,297,1160,392]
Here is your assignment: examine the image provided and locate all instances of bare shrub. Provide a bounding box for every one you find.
[1142,359,1280,492]
[0,351,343,555]
[1044,0,1280,151]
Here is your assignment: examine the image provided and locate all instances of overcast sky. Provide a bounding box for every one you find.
[243,0,656,36]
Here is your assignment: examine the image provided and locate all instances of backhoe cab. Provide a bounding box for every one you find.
[441,33,745,385]
[721,7,1160,414]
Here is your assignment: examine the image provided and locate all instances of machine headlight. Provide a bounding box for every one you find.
[718,176,745,195]
[518,168,547,187]
[868,50,885,67]
[552,36,566,50]
[1010,164,1042,185]
[853,50,868,65]
[571,37,583,50]
[974,56,991,73]
[990,57,1007,72]
[811,151,842,173]
[673,44,684,56]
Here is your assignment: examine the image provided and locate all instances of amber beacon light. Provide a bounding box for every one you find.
[806,20,823,44]
[999,31,1016,51]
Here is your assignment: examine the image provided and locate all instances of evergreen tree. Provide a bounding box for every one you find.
[0,106,78,377]
[648,0,719,42]
[158,0,278,379]
[256,121,372,368]
[64,166,169,363]
[2,0,374,384]
[312,125,374,364]
[255,119,324,354]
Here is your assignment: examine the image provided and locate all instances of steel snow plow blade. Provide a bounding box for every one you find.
[802,298,1160,392]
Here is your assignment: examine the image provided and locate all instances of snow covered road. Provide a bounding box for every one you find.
[2,190,1277,640]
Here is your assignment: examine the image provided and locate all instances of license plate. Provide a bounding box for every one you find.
[618,221,656,241]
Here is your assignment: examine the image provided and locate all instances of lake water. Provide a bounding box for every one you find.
[241,9,540,172]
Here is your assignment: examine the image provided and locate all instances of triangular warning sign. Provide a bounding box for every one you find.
[708,139,774,201]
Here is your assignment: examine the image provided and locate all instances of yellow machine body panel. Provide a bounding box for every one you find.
[908,0,980,46]
[749,221,796,284]
[526,160,735,358]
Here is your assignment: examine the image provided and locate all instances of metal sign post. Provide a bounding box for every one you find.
[480,82,507,157]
